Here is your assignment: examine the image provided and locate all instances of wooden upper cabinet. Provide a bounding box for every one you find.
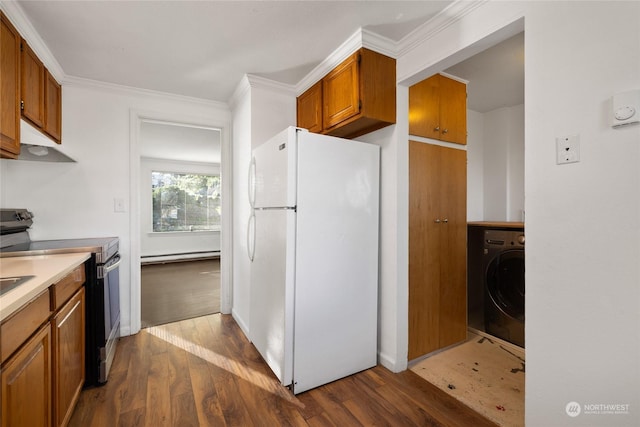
[21,39,45,129]
[1,12,21,158]
[409,74,467,145]
[44,70,62,143]
[323,51,360,129]
[296,48,396,139]
[297,80,323,133]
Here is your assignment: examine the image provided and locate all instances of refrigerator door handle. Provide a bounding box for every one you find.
[248,156,256,209]
[247,213,256,262]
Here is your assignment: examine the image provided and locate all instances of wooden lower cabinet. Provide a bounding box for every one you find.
[1,323,52,427]
[1,265,86,427]
[52,287,85,427]
[408,141,467,360]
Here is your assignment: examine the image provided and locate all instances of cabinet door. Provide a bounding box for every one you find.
[437,146,467,348]
[408,141,444,359]
[439,76,467,145]
[1,324,52,427]
[409,75,441,140]
[323,51,360,129]
[1,12,21,158]
[408,141,467,359]
[297,81,323,133]
[21,40,45,128]
[44,70,62,143]
[52,288,85,427]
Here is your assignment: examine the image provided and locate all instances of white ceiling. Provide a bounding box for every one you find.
[13,1,523,162]
[16,0,453,102]
[140,121,221,164]
[445,32,524,113]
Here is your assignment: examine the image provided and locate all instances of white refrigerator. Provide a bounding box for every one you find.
[247,126,380,394]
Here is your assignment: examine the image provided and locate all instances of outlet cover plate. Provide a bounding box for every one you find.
[556,135,580,164]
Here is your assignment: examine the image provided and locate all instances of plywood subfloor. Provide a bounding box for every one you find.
[141,258,220,328]
[410,332,525,427]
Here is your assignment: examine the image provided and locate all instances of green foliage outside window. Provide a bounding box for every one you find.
[152,171,221,232]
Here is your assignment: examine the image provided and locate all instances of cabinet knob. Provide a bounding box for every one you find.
[443,218,449,223]
[442,129,449,134]
[434,126,440,132]
[434,219,441,223]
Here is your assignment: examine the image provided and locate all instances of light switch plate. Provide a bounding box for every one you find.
[556,135,580,165]
[114,198,126,213]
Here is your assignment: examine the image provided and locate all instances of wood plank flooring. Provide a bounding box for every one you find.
[141,259,220,327]
[69,314,497,427]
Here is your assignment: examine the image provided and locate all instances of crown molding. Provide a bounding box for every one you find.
[361,28,398,59]
[396,0,489,58]
[1,0,65,82]
[64,75,229,112]
[296,28,363,95]
[228,74,296,109]
[228,75,251,110]
[246,74,296,95]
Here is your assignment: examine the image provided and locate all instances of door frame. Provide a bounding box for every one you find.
[129,109,232,335]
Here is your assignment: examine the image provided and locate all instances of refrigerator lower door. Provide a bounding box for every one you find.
[249,208,295,387]
[292,131,380,394]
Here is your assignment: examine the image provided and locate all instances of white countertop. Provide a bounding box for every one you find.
[0,253,90,322]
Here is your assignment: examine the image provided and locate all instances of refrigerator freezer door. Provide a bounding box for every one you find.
[252,127,298,209]
[249,208,296,387]
[292,132,380,394]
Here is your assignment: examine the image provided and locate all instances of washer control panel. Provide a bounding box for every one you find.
[484,229,525,249]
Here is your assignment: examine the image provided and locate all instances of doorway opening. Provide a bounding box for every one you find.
[406,24,525,427]
[138,120,222,327]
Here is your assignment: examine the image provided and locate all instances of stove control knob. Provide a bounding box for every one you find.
[517,235,525,245]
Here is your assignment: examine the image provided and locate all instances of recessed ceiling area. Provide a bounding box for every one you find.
[140,121,221,164]
[445,32,524,113]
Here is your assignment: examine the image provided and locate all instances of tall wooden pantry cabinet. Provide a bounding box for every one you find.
[408,141,467,360]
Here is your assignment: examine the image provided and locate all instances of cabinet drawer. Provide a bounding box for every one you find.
[1,288,51,364]
[50,265,85,311]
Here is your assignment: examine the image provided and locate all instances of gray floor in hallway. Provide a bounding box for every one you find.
[141,258,220,328]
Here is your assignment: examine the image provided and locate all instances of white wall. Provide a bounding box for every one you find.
[506,103,524,221]
[0,81,230,337]
[229,76,296,335]
[483,104,525,221]
[396,1,639,426]
[467,109,485,220]
[139,157,221,260]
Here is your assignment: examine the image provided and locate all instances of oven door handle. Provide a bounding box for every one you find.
[103,255,121,274]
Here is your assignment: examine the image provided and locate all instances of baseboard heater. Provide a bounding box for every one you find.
[141,250,220,265]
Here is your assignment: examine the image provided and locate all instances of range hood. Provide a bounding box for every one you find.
[17,120,75,163]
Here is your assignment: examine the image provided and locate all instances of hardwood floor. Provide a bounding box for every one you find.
[70,314,497,427]
[141,259,220,327]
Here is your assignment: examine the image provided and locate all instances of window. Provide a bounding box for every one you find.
[151,171,221,232]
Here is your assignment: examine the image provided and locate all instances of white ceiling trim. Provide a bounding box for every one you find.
[1,1,65,82]
[246,74,296,96]
[296,28,363,95]
[64,75,229,112]
[396,0,489,58]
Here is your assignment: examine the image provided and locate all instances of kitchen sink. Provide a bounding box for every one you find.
[0,275,34,296]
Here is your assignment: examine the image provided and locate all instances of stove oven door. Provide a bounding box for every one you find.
[99,253,121,383]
